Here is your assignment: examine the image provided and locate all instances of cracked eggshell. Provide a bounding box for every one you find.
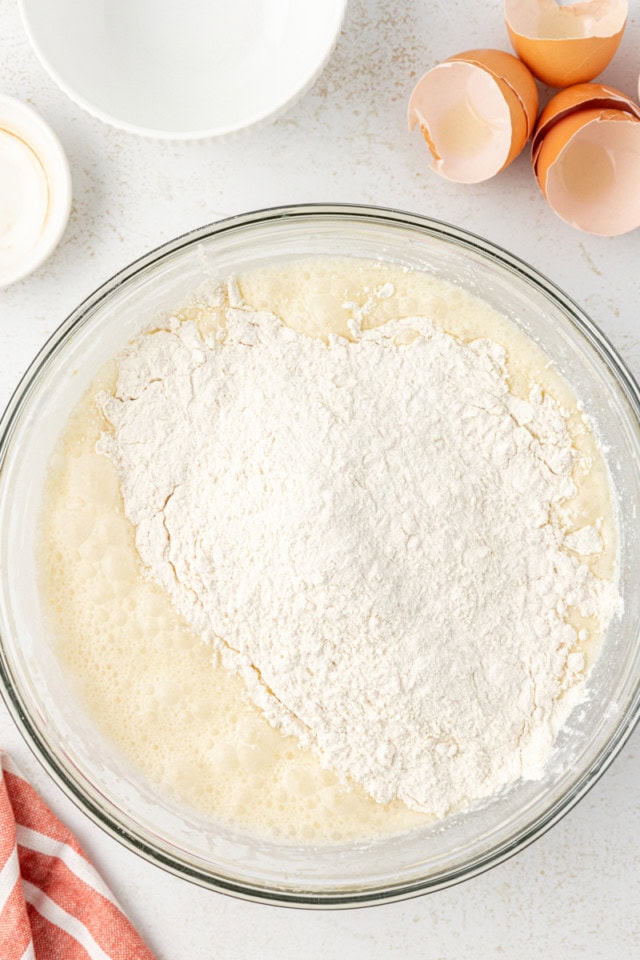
[505,0,628,88]
[531,82,639,165]
[408,49,538,184]
[532,84,640,236]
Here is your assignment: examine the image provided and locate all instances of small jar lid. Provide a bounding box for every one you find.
[0,95,71,287]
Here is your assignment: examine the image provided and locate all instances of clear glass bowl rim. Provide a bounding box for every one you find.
[1,203,640,909]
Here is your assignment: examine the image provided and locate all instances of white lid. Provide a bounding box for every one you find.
[0,95,71,287]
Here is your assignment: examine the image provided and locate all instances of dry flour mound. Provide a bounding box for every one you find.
[98,296,620,816]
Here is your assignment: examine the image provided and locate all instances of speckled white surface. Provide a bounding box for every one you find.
[1,1,639,956]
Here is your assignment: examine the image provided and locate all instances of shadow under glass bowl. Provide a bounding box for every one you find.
[1,205,640,908]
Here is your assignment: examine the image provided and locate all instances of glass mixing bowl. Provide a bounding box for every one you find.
[1,205,639,907]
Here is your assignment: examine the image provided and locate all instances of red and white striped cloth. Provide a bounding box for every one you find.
[0,753,156,960]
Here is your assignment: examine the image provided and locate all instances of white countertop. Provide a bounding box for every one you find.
[1,1,639,957]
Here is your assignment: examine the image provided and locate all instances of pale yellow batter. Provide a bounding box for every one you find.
[39,257,617,842]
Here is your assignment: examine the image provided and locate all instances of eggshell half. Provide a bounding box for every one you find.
[505,0,627,87]
[532,83,640,167]
[408,49,538,183]
[535,107,640,236]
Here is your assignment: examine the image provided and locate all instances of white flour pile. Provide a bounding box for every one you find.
[98,294,620,817]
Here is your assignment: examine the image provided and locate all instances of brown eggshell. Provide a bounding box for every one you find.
[535,107,640,236]
[505,0,627,87]
[408,49,538,183]
[532,83,640,167]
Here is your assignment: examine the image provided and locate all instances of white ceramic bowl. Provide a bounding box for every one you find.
[19,0,347,139]
[0,95,71,287]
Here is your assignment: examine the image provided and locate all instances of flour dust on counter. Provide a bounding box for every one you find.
[39,257,620,842]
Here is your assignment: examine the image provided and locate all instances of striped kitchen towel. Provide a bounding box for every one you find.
[0,753,156,960]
